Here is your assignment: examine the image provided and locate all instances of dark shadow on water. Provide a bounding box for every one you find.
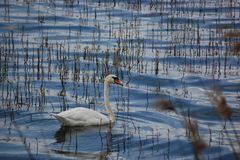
[52,124,114,159]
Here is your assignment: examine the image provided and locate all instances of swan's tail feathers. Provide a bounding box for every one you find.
[51,113,68,125]
[49,113,57,117]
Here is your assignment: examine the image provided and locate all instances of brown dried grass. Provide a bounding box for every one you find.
[186,119,208,156]
[154,100,176,112]
[224,31,240,38]
[208,86,232,120]
[192,138,208,155]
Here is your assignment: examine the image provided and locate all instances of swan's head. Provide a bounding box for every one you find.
[105,74,123,86]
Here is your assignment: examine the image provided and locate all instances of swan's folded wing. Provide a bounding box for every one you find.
[56,107,109,126]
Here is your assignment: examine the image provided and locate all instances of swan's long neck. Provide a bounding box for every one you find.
[104,80,115,122]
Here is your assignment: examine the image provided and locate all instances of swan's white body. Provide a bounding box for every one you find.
[52,75,122,126]
[52,108,109,126]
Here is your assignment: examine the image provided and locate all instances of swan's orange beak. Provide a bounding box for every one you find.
[114,79,123,86]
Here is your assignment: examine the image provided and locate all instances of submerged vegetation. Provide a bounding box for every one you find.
[0,0,240,159]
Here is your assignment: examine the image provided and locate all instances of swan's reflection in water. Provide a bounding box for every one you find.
[54,125,111,143]
[53,125,113,159]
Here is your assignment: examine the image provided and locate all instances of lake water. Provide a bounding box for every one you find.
[0,0,240,159]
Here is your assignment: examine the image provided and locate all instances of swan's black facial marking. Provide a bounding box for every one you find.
[112,76,119,80]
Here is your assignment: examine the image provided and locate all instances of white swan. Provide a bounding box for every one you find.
[52,74,123,126]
